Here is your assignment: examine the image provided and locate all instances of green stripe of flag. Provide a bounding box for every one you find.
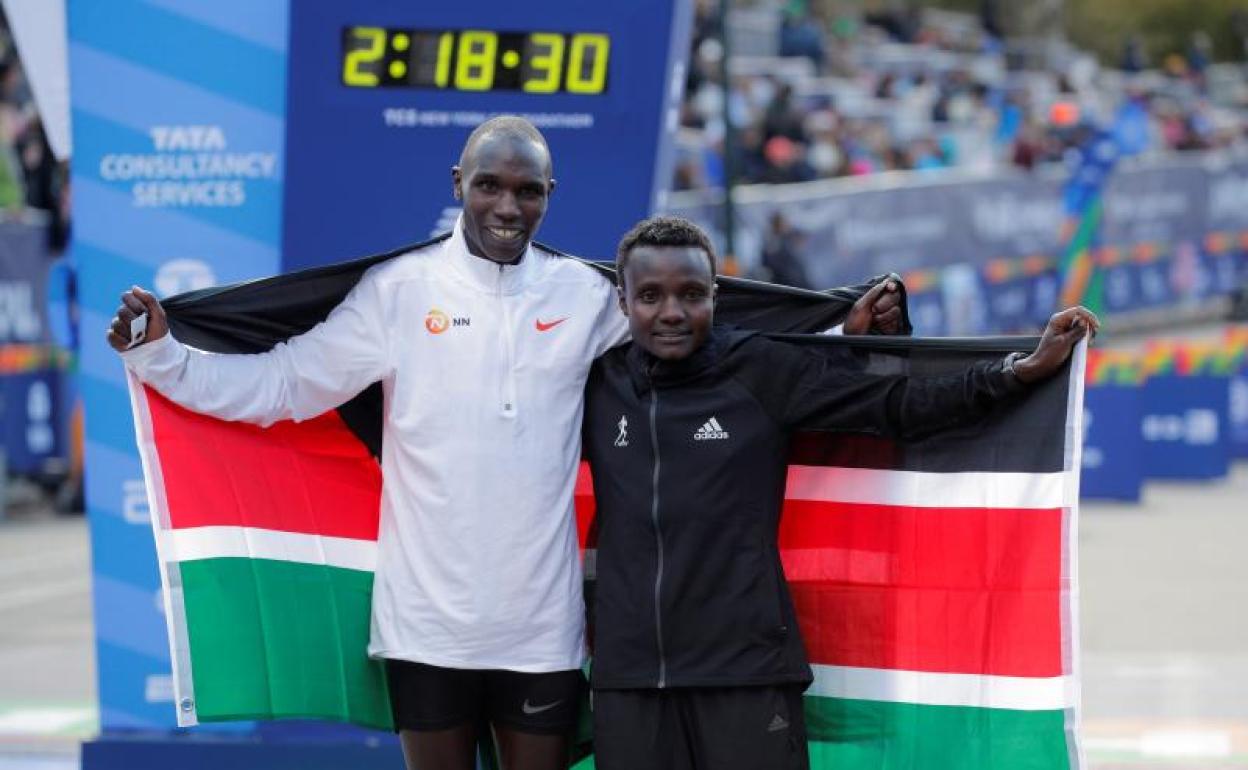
[180,557,391,729]
[806,696,1072,770]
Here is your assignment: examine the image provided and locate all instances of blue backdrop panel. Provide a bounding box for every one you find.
[0,219,63,473]
[0,370,62,474]
[1141,375,1230,480]
[281,0,692,269]
[1081,384,1144,501]
[1231,372,1248,459]
[70,0,289,732]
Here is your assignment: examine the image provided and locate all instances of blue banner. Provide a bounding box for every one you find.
[0,370,62,474]
[1230,372,1248,459]
[0,219,63,474]
[666,155,1246,335]
[1140,375,1230,480]
[70,0,289,731]
[1081,384,1144,501]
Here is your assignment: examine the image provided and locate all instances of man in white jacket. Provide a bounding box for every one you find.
[108,116,903,770]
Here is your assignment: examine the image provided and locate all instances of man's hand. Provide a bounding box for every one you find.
[107,286,169,353]
[843,278,904,335]
[1013,306,1100,384]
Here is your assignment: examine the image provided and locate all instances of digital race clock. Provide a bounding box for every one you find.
[342,27,610,94]
[283,1,692,270]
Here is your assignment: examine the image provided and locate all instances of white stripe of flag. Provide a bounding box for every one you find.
[808,663,1077,711]
[161,526,377,572]
[786,466,1067,510]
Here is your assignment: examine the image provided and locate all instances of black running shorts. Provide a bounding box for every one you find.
[592,685,809,770]
[385,659,584,735]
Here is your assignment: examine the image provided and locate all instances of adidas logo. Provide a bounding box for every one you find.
[694,417,729,441]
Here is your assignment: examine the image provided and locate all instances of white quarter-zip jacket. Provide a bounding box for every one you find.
[123,222,628,672]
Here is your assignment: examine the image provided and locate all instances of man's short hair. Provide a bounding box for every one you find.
[459,115,552,177]
[615,216,717,286]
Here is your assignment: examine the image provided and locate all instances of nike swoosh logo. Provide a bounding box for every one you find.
[521,699,563,715]
[535,317,568,332]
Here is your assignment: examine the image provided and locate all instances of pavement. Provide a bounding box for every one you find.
[1079,464,1248,768]
[1,324,1246,767]
[0,491,94,770]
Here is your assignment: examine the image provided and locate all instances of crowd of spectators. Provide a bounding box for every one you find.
[672,0,1248,192]
[0,10,69,252]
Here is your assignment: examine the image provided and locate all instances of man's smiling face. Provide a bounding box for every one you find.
[452,134,554,264]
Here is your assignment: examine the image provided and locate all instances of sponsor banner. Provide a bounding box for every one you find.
[1140,375,1230,481]
[1204,159,1248,234]
[1228,328,1248,458]
[1101,161,1206,248]
[1231,372,1248,458]
[70,0,289,731]
[0,369,63,473]
[0,219,63,473]
[0,220,51,345]
[1080,385,1143,501]
[666,156,1248,334]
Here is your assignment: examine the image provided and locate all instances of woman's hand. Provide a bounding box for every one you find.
[1013,306,1100,384]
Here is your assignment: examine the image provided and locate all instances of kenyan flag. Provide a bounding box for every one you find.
[127,244,1083,767]
[575,336,1086,769]
[131,383,391,728]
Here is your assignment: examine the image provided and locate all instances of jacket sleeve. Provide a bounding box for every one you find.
[121,268,392,426]
[743,337,1024,440]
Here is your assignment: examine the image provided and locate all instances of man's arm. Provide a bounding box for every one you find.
[110,274,392,426]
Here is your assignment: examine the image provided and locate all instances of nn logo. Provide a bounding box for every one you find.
[425,309,470,334]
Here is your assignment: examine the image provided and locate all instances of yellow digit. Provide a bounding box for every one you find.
[343,27,386,87]
[523,33,565,93]
[566,34,609,94]
[435,32,454,87]
[455,31,497,91]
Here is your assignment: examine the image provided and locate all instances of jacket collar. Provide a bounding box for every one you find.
[626,328,728,395]
[445,216,536,295]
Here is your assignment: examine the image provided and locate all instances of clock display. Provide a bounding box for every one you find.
[342,27,611,94]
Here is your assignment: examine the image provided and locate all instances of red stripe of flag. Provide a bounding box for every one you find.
[781,499,1063,678]
[145,387,383,541]
[576,469,1064,678]
[575,463,595,545]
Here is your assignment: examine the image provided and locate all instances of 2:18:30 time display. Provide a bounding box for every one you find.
[342,27,611,94]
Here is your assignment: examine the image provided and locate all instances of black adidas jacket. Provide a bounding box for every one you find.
[582,328,1024,690]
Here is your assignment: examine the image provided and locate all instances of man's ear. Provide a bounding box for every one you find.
[547,177,557,198]
[451,165,463,200]
[712,281,719,305]
[616,285,629,317]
